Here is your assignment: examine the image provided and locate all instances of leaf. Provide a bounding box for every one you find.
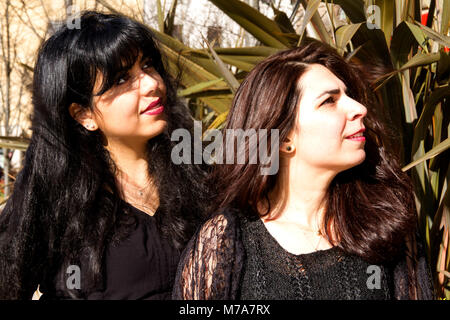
[217,55,260,72]
[207,111,229,131]
[371,0,395,46]
[156,0,165,32]
[327,0,366,23]
[19,62,34,73]
[146,26,235,113]
[413,21,450,47]
[373,52,441,91]
[429,102,444,170]
[178,78,226,97]
[441,0,450,37]
[335,23,362,52]
[150,27,224,77]
[184,46,278,72]
[391,21,427,69]
[299,0,331,45]
[401,71,417,123]
[297,0,321,45]
[164,0,178,35]
[214,46,279,57]
[203,37,240,93]
[413,85,450,155]
[439,270,450,279]
[404,21,428,49]
[272,7,296,34]
[187,46,278,64]
[401,52,441,70]
[207,0,290,48]
[403,137,450,172]
[430,166,450,241]
[0,136,29,151]
[351,23,392,67]
[437,50,450,83]
[156,40,232,113]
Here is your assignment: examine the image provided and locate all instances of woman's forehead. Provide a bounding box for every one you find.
[299,64,346,94]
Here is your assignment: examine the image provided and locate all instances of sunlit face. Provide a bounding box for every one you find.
[91,54,167,146]
[290,64,367,174]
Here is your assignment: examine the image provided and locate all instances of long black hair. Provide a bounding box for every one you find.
[0,11,209,299]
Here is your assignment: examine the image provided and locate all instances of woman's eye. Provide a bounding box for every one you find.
[116,74,130,85]
[142,58,153,69]
[321,96,336,105]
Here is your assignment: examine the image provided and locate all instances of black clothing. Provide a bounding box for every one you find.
[172,207,434,300]
[239,214,390,299]
[40,203,180,300]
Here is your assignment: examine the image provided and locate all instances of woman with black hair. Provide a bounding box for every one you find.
[173,40,434,300]
[0,11,209,300]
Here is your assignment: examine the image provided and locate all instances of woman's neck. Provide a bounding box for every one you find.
[106,139,160,215]
[262,158,336,229]
[106,138,149,186]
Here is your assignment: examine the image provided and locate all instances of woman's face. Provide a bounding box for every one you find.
[290,64,367,174]
[91,54,167,146]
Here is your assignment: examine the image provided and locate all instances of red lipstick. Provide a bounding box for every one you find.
[141,98,164,115]
[345,128,366,141]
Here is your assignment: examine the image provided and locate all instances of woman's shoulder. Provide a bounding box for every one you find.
[173,206,247,300]
[196,206,252,238]
[194,207,241,240]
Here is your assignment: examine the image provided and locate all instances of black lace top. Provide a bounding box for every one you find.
[172,207,434,300]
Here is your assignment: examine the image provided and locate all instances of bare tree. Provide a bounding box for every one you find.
[0,0,15,198]
[0,0,34,198]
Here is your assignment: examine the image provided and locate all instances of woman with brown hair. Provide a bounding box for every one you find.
[172,40,434,300]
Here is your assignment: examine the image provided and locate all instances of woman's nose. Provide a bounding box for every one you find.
[345,97,367,121]
[139,70,159,94]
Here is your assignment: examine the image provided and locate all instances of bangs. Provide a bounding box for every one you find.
[74,13,163,96]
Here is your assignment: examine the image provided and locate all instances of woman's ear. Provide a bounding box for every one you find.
[69,103,98,131]
[280,136,296,156]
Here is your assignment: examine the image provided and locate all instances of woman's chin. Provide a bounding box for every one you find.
[147,120,168,138]
[344,152,367,171]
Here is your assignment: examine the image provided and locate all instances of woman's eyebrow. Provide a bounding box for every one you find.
[315,88,341,100]
[139,55,152,64]
[315,86,348,100]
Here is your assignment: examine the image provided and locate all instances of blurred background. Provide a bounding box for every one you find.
[0,0,448,299]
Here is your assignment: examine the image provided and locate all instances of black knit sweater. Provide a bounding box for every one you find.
[239,214,390,299]
[172,207,434,300]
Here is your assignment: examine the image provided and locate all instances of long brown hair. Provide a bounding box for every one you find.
[210,40,419,297]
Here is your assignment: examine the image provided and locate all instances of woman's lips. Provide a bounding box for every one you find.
[345,132,365,141]
[346,136,365,142]
[142,98,164,115]
[144,106,164,115]
[345,128,365,141]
